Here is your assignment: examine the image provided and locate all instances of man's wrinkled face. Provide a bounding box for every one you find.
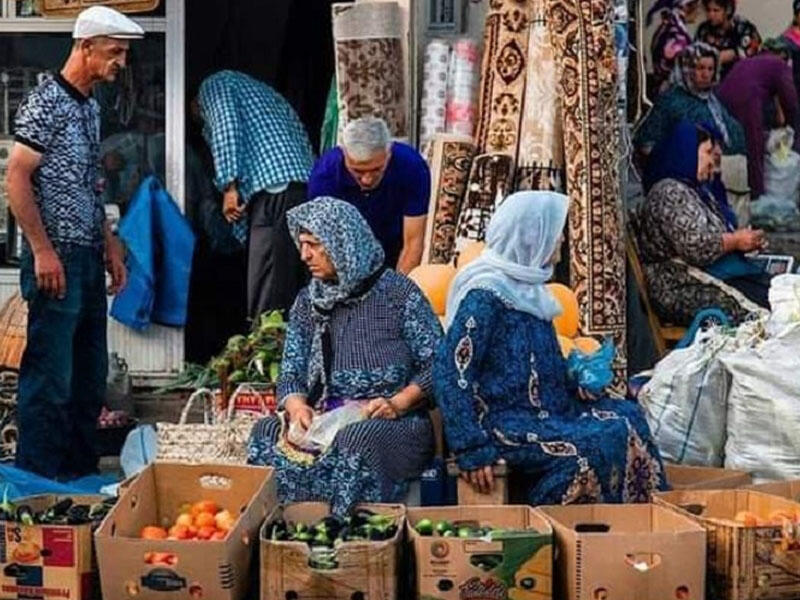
[343,148,390,191]
[83,37,130,83]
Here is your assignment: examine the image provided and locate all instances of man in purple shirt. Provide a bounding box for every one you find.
[307,117,430,274]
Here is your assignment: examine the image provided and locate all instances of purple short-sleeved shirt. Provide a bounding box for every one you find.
[307,142,430,268]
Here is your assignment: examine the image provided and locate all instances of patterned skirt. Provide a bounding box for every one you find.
[248,412,434,515]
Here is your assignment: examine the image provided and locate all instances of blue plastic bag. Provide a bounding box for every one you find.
[566,338,615,395]
[0,464,116,500]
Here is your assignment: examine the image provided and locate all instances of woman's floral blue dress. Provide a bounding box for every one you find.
[435,289,667,504]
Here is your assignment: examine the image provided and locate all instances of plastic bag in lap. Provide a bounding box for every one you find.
[287,403,366,454]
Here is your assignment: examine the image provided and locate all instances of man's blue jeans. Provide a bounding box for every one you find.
[16,244,108,479]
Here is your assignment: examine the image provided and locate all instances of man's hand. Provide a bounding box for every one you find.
[222,187,244,222]
[460,465,495,494]
[285,396,314,431]
[106,235,127,295]
[34,246,66,299]
[364,397,399,420]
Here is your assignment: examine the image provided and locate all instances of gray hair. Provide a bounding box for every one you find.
[341,117,391,161]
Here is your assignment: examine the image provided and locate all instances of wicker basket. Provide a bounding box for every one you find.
[0,294,27,370]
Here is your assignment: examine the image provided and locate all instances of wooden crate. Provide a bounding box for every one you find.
[446,458,509,506]
[0,293,26,370]
[261,503,404,600]
[655,489,800,600]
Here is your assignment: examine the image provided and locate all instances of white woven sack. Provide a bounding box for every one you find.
[638,328,732,466]
[721,324,800,482]
[156,388,256,465]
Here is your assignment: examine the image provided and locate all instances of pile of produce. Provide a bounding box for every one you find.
[161,311,286,402]
[0,490,116,529]
[140,499,237,542]
[414,518,499,539]
[265,508,398,569]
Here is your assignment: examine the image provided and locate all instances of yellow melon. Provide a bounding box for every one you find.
[547,283,580,338]
[456,241,486,270]
[408,264,457,316]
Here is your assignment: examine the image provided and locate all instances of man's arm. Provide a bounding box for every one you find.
[6,143,65,298]
[104,221,127,295]
[396,215,426,274]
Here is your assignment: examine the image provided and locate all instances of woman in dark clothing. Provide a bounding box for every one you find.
[781,0,800,94]
[638,120,771,326]
[695,0,761,79]
[648,0,700,94]
[716,43,800,198]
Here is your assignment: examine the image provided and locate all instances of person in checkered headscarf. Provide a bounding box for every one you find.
[195,70,315,319]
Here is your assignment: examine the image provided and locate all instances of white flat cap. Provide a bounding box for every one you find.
[73,6,144,40]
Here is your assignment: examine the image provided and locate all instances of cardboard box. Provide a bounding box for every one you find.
[261,502,404,600]
[0,494,104,600]
[745,480,800,503]
[655,489,800,600]
[539,504,705,600]
[665,463,752,490]
[407,505,553,600]
[95,462,275,600]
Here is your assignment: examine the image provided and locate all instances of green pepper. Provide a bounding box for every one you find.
[415,518,434,536]
[435,520,454,536]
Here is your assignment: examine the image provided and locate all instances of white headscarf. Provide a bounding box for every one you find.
[445,191,570,326]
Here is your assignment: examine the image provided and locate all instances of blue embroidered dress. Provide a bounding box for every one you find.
[435,289,666,504]
[248,198,442,514]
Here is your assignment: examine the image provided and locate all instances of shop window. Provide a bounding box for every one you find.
[0,32,166,264]
[12,1,165,18]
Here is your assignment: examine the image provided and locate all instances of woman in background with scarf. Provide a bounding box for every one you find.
[635,42,745,160]
[695,0,761,79]
[636,120,770,327]
[434,191,665,505]
[648,0,701,94]
[248,198,441,515]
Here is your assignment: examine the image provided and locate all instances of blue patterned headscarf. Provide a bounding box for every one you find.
[286,197,386,403]
[286,197,385,311]
[445,191,569,327]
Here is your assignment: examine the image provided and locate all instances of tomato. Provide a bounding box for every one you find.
[141,526,168,540]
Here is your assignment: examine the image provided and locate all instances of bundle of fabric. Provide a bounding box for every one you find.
[514,0,565,192]
[423,134,476,264]
[445,38,480,138]
[548,0,627,387]
[332,1,407,139]
[419,39,451,150]
[455,0,533,253]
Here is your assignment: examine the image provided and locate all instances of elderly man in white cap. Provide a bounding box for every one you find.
[6,6,143,480]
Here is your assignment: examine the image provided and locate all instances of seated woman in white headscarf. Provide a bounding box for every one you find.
[434,191,666,504]
[248,197,442,515]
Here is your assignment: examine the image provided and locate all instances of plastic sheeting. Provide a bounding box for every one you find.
[419,39,450,150]
[445,38,479,138]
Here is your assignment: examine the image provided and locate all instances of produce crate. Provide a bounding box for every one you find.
[665,463,752,490]
[261,502,404,600]
[0,494,106,600]
[95,462,275,600]
[745,480,800,503]
[655,489,800,600]
[540,503,705,600]
[407,505,553,600]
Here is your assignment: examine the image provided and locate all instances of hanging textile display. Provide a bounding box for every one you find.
[423,134,476,264]
[419,39,451,150]
[455,0,533,254]
[548,0,628,386]
[514,0,565,192]
[332,1,408,138]
[445,38,480,138]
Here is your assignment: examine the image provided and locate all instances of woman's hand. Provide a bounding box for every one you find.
[577,387,598,402]
[364,397,399,420]
[460,465,495,494]
[285,396,314,431]
[735,228,766,252]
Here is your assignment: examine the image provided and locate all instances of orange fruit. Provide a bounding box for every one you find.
[211,530,227,541]
[408,265,457,316]
[557,335,575,358]
[141,526,168,540]
[175,513,193,528]
[573,336,601,355]
[196,526,215,540]
[214,510,235,532]
[168,525,190,540]
[194,512,216,529]
[186,525,198,539]
[547,283,580,338]
[734,511,760,527]
[191,500,219,517]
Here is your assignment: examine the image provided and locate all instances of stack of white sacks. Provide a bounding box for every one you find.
[640,274,800,482]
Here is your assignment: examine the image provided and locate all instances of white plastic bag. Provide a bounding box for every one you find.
[120,424,157,479]
[763,127,800,203]
[767,274,800,336]
[638,329,733,466]
[721,324,800,482]
[287,403,365,454]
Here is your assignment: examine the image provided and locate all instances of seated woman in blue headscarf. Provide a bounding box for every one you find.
[636,120,771,326]
[434,191,666,505]
[635,42,745,159]
[248,197,442,515]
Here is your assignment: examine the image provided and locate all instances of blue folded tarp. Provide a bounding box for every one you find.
[0,464,117,500]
